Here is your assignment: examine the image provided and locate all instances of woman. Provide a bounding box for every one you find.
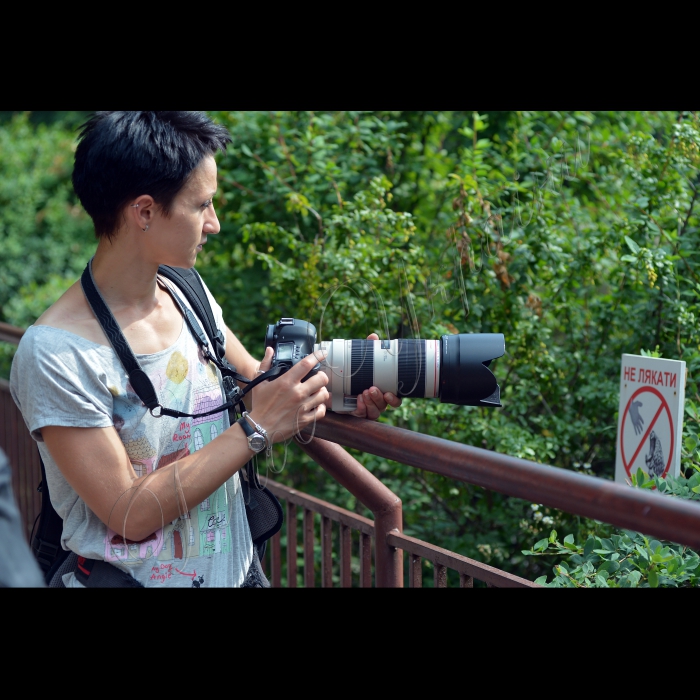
[10,111,400,587]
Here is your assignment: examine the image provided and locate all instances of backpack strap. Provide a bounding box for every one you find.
[153,268,286,412]
[74,555,144,588]
[157,265,227,365]
[154,272,251,385]
[32,456,65,578]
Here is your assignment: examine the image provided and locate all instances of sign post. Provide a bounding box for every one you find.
[615,354,686,484]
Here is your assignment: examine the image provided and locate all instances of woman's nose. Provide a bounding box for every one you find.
[205,207,220,234]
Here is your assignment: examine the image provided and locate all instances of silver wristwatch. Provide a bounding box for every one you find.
[238,416,266,453]
[242,411,271,457]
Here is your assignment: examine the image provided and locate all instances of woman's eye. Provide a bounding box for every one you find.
[202,200,212,209]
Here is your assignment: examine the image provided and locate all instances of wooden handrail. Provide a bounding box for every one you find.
[0,322,24,345]
[303,413,700,551]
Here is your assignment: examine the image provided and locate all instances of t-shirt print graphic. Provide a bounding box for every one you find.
[104,343,227,570]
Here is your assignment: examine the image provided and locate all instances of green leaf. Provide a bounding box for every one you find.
[599,560,620,574]
[534,538,549,552]
[240,143,253,157]
[648,568,659,588]
[534,576,548,586]
[549,529,558,543]
[627,571,642,587]
[583,537,597,557]
[625,236,640,254]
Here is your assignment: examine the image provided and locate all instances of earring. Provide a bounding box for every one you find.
[131,204,139,208]
[143,225,149,231]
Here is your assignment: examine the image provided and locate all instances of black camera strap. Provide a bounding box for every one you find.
[80,260,283,420]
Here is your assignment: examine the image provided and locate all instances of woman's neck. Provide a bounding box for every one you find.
[91,234,161,312]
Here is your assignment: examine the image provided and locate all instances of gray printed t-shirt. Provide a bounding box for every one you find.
[10,281,252,588]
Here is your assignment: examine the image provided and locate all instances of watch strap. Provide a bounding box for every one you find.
[237,416,255,438]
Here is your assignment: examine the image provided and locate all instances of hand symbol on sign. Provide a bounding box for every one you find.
[630,400,644,435]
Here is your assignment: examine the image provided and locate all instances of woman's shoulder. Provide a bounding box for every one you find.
[12,283,116,393]
[33,281,110,348]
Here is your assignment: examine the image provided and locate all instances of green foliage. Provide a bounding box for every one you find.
[525,528,700,588]
[0,112,95,377]
[524,466,700,587]
[6,110,700,583]
[201,110,700,580]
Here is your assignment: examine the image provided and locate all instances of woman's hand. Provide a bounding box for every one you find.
[331,332,403,420]
[351,383,402,420]
[248,349,330,443]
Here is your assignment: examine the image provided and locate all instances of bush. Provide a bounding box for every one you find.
[0,112,94,377]
[524,467,700,587]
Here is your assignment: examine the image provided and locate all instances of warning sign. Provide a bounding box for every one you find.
[614,354,686,484]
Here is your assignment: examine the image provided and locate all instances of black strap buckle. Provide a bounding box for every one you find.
[223,377,243,404]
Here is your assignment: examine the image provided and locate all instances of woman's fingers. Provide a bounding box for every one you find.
[363,389,383,420]
[294,397,327,434]
[285,352,328,395]
[304,386,331,412]
[351,391,379,420]
[384,392,402,408]
[351,386,401,420]
[258,346,274,373]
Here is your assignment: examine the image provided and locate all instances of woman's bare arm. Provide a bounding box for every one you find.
[224,325,262,380]
[42,352,329,541]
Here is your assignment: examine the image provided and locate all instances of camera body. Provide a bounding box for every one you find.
[265,318,320,382]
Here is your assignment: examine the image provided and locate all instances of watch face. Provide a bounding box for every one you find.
[249,434,266,452]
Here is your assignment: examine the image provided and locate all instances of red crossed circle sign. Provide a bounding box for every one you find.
[620,386,674,478]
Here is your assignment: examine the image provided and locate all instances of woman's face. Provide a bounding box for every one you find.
[149,155,220,269]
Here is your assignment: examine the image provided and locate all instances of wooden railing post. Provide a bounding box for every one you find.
[295,436,403,588]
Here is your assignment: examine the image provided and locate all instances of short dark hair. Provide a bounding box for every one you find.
[72,111,232,239]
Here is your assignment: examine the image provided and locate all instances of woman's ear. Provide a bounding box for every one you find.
[129,195,156,232]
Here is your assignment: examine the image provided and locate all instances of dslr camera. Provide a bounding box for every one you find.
[265,318,505,412]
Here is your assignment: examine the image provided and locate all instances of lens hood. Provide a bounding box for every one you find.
[439,333,505,407]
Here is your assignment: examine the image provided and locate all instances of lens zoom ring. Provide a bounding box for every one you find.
[351,340,374,396]
[398,340,425,398]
